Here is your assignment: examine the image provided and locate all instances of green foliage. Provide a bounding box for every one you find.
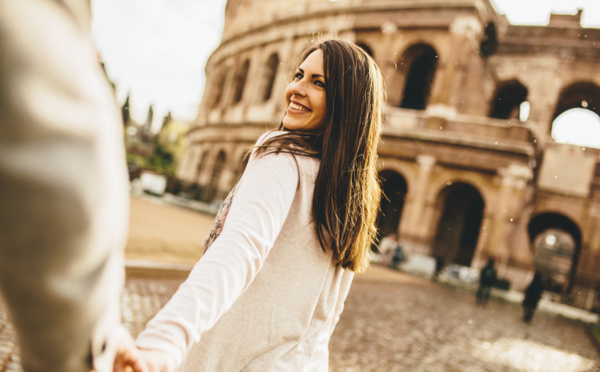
[146,144,176,177]
[126,143,177,177]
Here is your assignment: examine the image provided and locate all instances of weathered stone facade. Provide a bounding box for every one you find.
[178,0,600,310]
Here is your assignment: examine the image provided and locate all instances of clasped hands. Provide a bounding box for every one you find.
[111,325,175,372]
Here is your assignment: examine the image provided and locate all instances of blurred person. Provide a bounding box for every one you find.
[522,271,545,323]
[378,233,399,266]
[127,39,385,371]
[433,255,445,279]
[0,1,145,371]
[390,241,405,269]
[476,258,497,307]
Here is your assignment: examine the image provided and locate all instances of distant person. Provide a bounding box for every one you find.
[0,1,144,371]
[125,39,385,371]
[476,258,497,306]
[391,241,405,269]
[434,255,445,279]
[378,233,399,266]
[522,271,545,323]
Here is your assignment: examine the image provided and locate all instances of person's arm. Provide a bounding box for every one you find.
[0,1,129,371]
[136,141,299,369]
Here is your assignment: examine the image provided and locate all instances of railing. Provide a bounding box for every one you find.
[384,107,537,154]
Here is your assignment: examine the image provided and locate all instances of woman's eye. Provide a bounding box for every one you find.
[315,80,325,88]
[294,72,303,80]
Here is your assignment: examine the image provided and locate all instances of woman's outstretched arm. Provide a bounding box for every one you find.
[136,136,299,368]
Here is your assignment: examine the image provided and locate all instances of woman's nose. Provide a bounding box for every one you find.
[289,80,307,96]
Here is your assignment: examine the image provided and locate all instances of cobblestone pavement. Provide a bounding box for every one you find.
[1,266,599,371]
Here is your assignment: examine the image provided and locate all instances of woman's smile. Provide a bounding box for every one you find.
[288,101,311,112]
[282,49,326,131]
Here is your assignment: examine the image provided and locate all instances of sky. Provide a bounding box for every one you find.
[91,0,600,142]
[91,0,229,127]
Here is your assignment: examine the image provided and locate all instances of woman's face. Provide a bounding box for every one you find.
[283,49,327,131]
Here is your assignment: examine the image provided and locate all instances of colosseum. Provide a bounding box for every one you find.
[175,0,600,311]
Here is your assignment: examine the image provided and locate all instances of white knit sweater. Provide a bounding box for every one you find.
[136,132,354,371]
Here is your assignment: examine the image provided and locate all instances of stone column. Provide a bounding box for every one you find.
[487,164,533,276]
[428,16,482,113]
[400,155,436,254]
[524,62,562,138]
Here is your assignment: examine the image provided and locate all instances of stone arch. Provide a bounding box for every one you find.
[527,212,582,297]
[232,59,250,103]
[431,181,485,267]
[205,150,227,201]
[181,148,207,200]
[489,79,528,120]
[208,66,230,109]
[355,41,374,58]
[480,21,498,57]
[552,81,600,120]
[377,170,408,238]
[396,43,439,110]
[195,150,208,183]
[428,175,491,210]
[259,53,279,102]
[551,82,600,147]
[230,145,251,186]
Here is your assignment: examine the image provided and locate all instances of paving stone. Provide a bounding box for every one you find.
[0,268,598,371]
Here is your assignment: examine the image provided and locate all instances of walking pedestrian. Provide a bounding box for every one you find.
[522,271,545,322]
[476,258,497,306]
[125,39,386,371]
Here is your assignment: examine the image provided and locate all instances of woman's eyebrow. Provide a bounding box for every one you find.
[298,67,324,79]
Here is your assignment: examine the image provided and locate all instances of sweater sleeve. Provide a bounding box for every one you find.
[136,137,300,367]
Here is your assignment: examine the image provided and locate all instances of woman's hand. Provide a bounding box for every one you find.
[112,325,149,372]
[138,349,177,372]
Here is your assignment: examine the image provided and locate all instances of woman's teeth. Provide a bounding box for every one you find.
[290,102,309,111]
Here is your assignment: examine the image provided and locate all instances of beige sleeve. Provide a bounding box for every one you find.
[0,1,128,371]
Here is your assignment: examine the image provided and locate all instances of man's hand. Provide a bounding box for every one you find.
[138,349,177,372]
[112,325,149,372]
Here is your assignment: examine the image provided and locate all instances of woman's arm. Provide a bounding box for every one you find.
[136,142,299,367]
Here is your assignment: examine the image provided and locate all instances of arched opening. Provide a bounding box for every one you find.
[187,150,208,200]
[209,67,229,109]
[356,42,374,58]
[552,108,600,148]
[206,151,226,201]
[480,21,497,57]
[552,82,600,148]
[233,154,249,185]
[527,213,581,299]
[553,82,600,119]
[232,59,250,103]
[260,53,279,102]
[377,171,407,239]
[195,150,207,182]
[489,80,528,120]
[399,44,438,110]
[432,182,484,267]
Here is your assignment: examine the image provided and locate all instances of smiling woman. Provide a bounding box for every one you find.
[128,39,386,372]
[283,49,327,131]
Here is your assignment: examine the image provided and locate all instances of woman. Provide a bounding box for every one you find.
[129,39,385,371]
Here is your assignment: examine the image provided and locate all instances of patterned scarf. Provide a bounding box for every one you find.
[202,182,240,253]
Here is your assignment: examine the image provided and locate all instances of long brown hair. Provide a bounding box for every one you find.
[256,39,385,273]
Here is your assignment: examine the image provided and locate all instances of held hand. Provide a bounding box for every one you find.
[112,325,149,372]
[138,349,177,372]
